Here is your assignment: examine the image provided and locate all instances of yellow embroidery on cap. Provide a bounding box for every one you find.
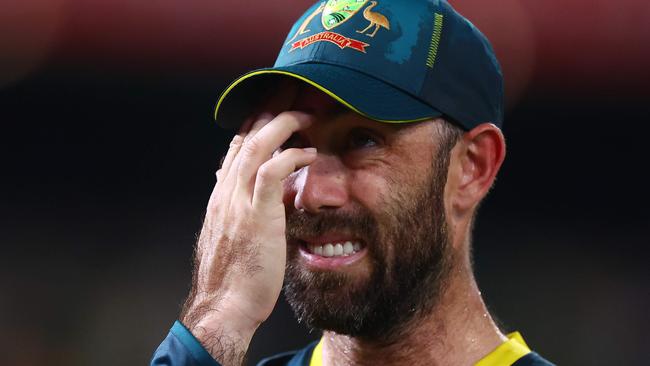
[356,1,391,38]
[426,13,444,68]
[286,2,325,45]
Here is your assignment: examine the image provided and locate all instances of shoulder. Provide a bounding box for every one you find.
[253,341,555,366]
[513,352,556,366]
[256,342,318,366]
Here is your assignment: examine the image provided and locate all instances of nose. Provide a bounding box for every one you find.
[288,153,349,214]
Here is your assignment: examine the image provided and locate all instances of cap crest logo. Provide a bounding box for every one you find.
[322,0,368,30]
[286,0,391,53]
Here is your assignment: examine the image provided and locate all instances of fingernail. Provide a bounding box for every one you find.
[303,147,317,155]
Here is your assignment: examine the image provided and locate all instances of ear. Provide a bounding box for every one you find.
[447,123,506,218]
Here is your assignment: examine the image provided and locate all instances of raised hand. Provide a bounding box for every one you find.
[179,110,316,366]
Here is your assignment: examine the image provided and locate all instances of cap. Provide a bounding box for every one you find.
[214,0,503,131]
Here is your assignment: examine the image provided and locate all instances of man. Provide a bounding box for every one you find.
[152,0,554,365]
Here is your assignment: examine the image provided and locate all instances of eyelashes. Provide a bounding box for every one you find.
[348,129,380,149]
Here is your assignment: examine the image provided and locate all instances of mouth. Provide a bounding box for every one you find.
[294,236,368,269]
[306,240,363,257]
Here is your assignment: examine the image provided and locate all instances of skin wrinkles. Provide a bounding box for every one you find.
[180,77,507,366]
[281,113,433,211]
[272,82,506,365]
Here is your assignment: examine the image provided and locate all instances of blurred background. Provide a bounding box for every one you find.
[1,0,648,365]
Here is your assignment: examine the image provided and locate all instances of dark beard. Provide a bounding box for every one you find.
[283,161,452,341]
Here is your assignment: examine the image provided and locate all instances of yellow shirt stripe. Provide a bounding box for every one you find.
[309,332,531,366]
[310,339,323,366]
[475,332,531,366]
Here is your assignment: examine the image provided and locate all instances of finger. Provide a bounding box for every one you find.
[211,131,248,210]
[216,134,244,182]
[252,147,317,210]
[243,112,274,143]
[224,113,275,187]
[237,111,313,196]
[227,80,300,187]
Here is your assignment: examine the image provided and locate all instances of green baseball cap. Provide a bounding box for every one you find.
[214,0,503,131]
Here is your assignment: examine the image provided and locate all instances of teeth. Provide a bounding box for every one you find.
[308,241,363,257]
[343,241,353,255]
[323,243,334,257]
[333,243,343,256]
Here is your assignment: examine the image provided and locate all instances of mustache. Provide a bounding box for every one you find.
[285,208,379,242]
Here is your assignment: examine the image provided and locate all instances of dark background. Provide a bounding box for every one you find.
[1,0,648,365]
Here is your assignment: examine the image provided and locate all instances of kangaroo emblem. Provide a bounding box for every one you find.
[356,1,390,37]
[286,2,326,45]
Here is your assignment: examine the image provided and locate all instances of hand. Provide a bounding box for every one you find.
[179,111,316,365]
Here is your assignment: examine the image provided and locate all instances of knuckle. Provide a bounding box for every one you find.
[242,137,261,157]
[257,162,276,182]
[229,135,243,147]
[215,169,224,182]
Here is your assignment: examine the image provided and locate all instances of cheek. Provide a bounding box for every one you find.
[348,170,400,241]
[347,170,387,210]
[348,161,422,206]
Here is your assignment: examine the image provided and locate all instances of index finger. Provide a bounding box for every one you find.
[236,111,313,193]
[239,79,300,141]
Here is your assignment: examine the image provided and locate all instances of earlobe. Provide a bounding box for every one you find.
[452,123,506,214]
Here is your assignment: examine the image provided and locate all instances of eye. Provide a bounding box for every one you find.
[348,128,380,149]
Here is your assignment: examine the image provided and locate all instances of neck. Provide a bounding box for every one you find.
[320,264,505,366]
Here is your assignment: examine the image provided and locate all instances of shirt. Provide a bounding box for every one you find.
[151,321,555,366]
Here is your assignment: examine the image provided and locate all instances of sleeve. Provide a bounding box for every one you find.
[150,321,222,366]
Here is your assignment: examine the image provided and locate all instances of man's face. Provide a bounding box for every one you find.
[271,82,457,339]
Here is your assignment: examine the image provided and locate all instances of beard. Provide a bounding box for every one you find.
[284,155,453,341]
